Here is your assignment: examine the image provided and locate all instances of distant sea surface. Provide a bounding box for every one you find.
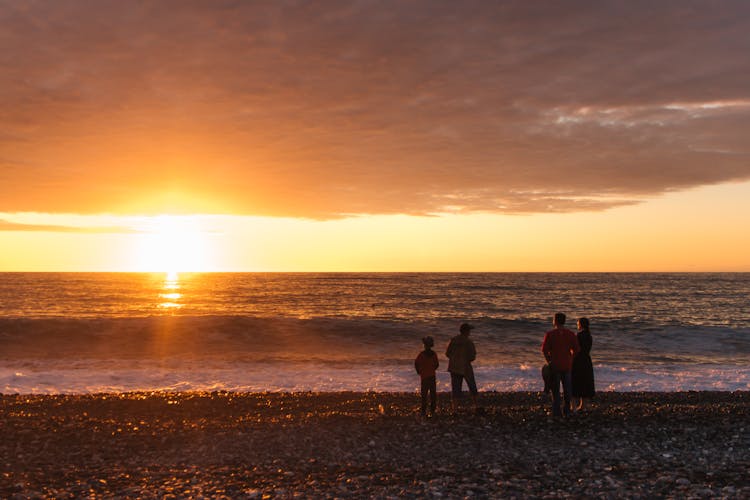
[1,273,748,394]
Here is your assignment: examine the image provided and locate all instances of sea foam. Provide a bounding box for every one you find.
[3,360,749,394]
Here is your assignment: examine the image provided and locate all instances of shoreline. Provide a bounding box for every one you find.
[2,391,749,498]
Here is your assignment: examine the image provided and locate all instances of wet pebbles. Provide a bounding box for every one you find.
[1,391,749,498]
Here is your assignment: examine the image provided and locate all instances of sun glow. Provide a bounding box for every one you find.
[132,216,214,272]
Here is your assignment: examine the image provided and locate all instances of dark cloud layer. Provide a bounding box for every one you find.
[1,0,749,217]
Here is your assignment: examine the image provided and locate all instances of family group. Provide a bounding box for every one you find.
[414,313,595,417]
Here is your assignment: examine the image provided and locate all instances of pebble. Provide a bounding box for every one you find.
[1,391,748,498]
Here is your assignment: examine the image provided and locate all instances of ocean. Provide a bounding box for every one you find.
[1,272,748,394]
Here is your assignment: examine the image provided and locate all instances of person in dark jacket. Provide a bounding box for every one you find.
[446,323,478,413]
[571,317,595,411]
[415,335,439,417]
[541,312,580,417]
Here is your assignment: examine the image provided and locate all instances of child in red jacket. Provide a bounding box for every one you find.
[415,336,439,417]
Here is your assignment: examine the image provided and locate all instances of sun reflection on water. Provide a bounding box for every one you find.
[159,272,183,310]
[165,270,179,284]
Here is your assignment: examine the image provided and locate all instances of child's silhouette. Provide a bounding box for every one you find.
[415,336,439,417]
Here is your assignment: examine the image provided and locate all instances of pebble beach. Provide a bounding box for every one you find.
[2,391,749,498]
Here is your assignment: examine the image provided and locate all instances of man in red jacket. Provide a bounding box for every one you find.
[541,312,580,417]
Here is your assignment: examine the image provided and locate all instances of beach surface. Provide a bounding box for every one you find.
[1,391,748,498]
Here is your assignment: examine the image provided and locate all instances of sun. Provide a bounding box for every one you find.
[131,215,213,272]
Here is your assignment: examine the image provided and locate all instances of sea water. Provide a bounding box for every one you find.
[0,272,748,394]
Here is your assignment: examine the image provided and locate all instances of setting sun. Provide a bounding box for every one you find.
[131,216,214,272]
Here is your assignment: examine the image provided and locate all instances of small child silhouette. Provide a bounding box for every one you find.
[414,336,439,417]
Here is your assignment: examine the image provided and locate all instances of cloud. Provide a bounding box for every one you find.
[1,0,749,218]
[0,219,138,233]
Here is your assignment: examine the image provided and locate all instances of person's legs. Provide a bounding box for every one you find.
[420,377,429,416]
[542,364,553,394]
[450,373,463,413]
[465,369,479,410]
[561,371,573,416]
[551,370,562,417]
[574,396,583,412]
[428,376,437,415]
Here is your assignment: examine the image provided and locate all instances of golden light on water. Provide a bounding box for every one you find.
[159,271,182,309]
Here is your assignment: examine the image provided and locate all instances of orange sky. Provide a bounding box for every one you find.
[1,1,749,271]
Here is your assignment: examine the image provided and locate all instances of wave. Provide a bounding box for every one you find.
[2,315,748,394]
[0,316,459,364]
[1,316,748,365]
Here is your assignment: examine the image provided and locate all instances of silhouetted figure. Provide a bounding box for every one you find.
[571,317,595,411]
[446,323,478,413]
[541,313,580,417]
[415,335,439,417]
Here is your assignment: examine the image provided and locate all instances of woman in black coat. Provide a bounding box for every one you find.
[571,317,595,411]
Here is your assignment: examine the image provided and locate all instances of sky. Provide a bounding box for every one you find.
[1,0,749,271]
